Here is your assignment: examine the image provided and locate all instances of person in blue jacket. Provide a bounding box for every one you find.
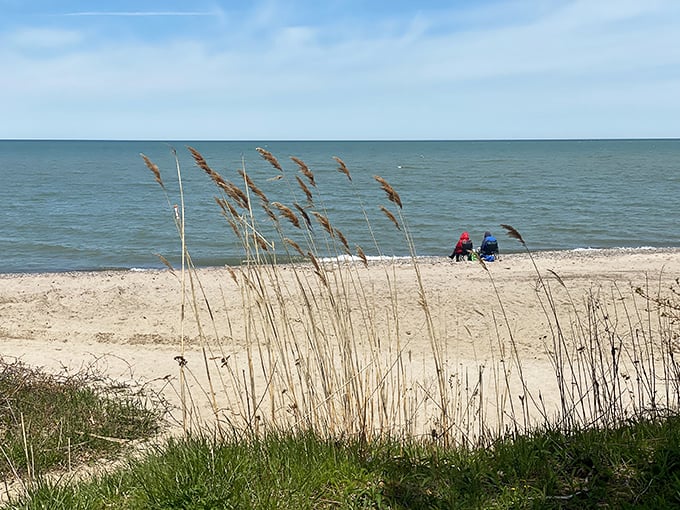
[479,231,499,261]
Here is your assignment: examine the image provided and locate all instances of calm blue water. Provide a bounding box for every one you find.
[0,139,678,273]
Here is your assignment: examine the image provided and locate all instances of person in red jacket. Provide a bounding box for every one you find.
[450,231,473,261]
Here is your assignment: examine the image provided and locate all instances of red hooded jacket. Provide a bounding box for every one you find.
[453,231,473,256]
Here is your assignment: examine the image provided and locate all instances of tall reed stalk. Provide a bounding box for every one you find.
[144,148,679,446]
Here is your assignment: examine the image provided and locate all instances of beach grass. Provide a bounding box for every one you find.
[0,359,162,501]
[6,416,680,508]
[139,146,680,444]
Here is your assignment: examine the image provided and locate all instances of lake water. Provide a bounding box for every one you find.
[1,139,678,273]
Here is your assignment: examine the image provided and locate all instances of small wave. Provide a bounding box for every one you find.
[318,254,412,264]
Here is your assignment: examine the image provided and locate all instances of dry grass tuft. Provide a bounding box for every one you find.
[379,205,401,231]
[293,203,312,230]
[239,169,269,204]
[256,147,283,172]
[141,154,164,189]
[223,182,250,210]
[291,156,316,187]
[334,156,352,182]
[356,246,369,268]
[501,224,525,246]
[272,202,301,229]
[373,175,402,208]
[295,176,314,204]
[311,211,334,237]
[335,228,351,255]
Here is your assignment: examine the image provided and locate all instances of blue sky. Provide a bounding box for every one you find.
[1,0,679,140]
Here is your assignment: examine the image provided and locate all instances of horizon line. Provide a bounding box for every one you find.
[1,137,678,143]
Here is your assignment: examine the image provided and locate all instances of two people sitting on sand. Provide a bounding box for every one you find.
[449,231,474,261]
[449,230,500,262]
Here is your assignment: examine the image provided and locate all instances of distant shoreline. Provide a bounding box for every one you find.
[2,246,679,278]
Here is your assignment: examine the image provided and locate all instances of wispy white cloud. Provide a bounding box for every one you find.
[1,0,679,139]
[63,11,218,17]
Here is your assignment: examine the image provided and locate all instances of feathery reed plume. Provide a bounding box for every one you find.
[295,176,314,204]
[224,182,249,209]
[226,266,239,285]
[188,146,211,170]
[141,154,164,190]
[307,252,327,287]
[154,253,175,274]
[335,227,351,254]
[293,202,312,230]
[238,169,269,204]
[256,147,283,172]
[500,224,525,246]
[311,211,334,237]
[284,237,305,257]
[254,233,269,251]
[214,196,228,215]
[271,202,301,228]
[373,175,402,208]
[226,217,241,239]
[547,269,566,288]
[334,156,352,182]
[379,205,401,230]
[262,203,278,224]
[356,246,369,268]
[215,196,241,222]
[188,147,236,200]
[291,156,316,187]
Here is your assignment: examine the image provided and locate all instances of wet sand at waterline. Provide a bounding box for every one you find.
[2,248,679,438]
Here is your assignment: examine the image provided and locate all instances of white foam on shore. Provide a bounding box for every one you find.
[318,254,412,264]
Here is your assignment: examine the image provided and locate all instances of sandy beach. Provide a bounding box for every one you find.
[2,248,679,437]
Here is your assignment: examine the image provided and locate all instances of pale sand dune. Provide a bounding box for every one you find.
[1,248,679,437]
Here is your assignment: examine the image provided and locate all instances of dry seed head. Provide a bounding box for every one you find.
[501,224,526,246]
[307,252,328,287]
[188,146,231,191]
[334,156,352,181]
[224,198,240,219]
[374,175,402,208]
[214,196,228,215]
[238,169,269,203]
[272,202,301,228]
[224,182,249,209]
[254,233,269,251]
[311,211,334,236]
[226,266,239,285]
[290,156,316,187]
[141,154,165,189]
[356,246,368,268]
[284,238,305,257]
[293,202,312,230]
[256,147,283,171]
[226,218,242,239]
[335,228,351,254]
[547,269,566,288]
[263,203,278,224]
[214,197,242,235]
[188,146,214,175]
[379,205,401,231]
[295,175,314,204]
[154,253,175,274]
